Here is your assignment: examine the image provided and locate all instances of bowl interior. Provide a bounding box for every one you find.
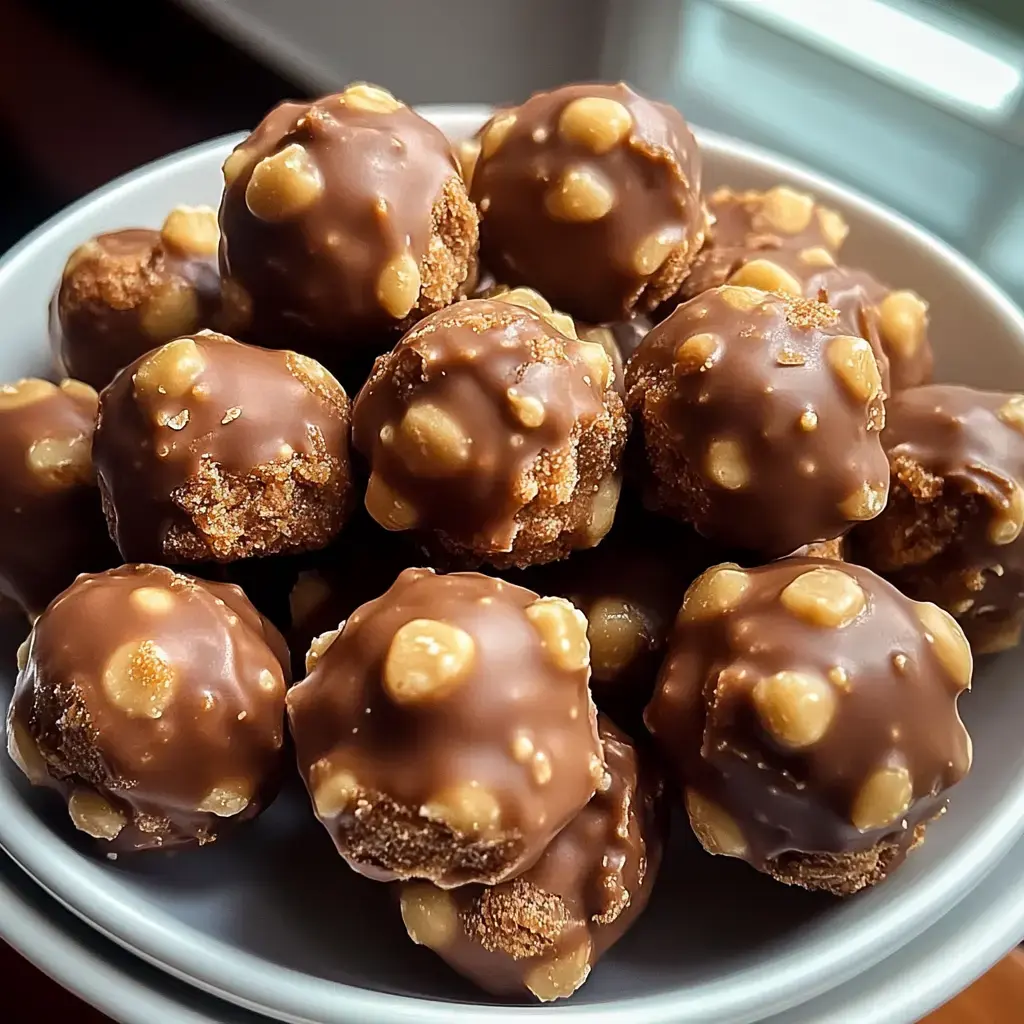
[0,111,1023,1024]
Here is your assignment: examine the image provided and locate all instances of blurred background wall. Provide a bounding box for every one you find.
[2,0,1023,304]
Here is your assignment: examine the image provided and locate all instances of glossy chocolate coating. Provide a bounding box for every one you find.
[647,558,972,894]
[625,286,889,558]
[286,567,603,887]
[855,385,1024,653]
[7,564,290,852]
[471,83,705,323]
[94,331,352,564]
[218,85,478,367]
[54,213,222,390]
[678,186,848,302]
[352,298,627,569]
[0,379,116,616]
[398,716,665,1002]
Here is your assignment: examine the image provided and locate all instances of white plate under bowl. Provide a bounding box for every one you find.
[0,108,1023,1024]
[3,829,1023,1024]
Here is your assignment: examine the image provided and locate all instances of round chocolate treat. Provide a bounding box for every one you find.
[352,298,628,569]
[7,564,290,852]
[678,185,849,302]
[854,385,1024,654]
[0,378,116,617]
[286,567,603,887]
[470,83,705,324]
[398,716,665,1002]
[53,208,222,390]
[625,286,889,558]
[94,331,353,563]
[218,83,478,366]
[647,558,973,895]
[695,244,933,394]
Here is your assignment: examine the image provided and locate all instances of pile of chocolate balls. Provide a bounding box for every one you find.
[7,79,1014,1002]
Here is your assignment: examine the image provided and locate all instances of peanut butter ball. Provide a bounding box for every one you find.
[647,558,972,895]
[218,84,478,368]
[855,385,1024,654]
[352,298,628,569]
[286,567,603,888]
[471,83,705,323]
[94,331,353,563]
[0,378,116,617]
[53,209,222,390]
[7,564,290,852]
[398,716,665,1002]
[625,286,889,558]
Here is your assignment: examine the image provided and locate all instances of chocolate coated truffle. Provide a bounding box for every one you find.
[855,384,1024,653]
[53,209,222,390]
[7,564,289,852]
[398,716,664,1002]
[647,558,972,894]
[471,83,705,323]
[0,378,116,616]
[218,84,478,366]
[352,298,627,569]
[287,567,603,887]
[94,331,353,563]
[625,286,889,558]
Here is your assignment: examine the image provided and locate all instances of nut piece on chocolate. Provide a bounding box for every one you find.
[7,564,290,852]
[218,84,478,367]
[94,331,353,564]
[53,210,223,390]
[625,286,890,558]
[854,384,1024,654]
[678,185,848,303]
[352,298,628,569]
[647,558,972,895]
[0,378,117,617]
[398,716,665,1002]
[286,567,603,888]
[471,83,705,324]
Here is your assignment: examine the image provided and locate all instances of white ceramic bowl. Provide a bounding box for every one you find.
[1,107,1023,1024]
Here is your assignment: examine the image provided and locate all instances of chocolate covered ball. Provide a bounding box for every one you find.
[53,209,222,390]
[625,286,889,558]
[398,716,665,1002]
[678,185,849,302]
[94,331,353,563]
[7,564,290,852]
[352,298,628,569]
[286,567,603,887]
[855,385,1024,653]
[471,83,705,324]
[647,558,972,895]
[218,84,478,367]
[0,378,116,617]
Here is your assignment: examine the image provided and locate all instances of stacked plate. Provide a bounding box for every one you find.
[1,108,1023,1024]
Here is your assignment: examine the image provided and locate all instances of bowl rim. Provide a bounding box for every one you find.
[1,109,1024,1024]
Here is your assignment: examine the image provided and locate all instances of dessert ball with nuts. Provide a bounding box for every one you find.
[625,286,889,558]
[677,185,849,303]
[7,564,290,852]
[855,385,1024,654]
[53,208,223,390]
[94,331,353,563]
[398,716,665,1002]
[471,83,705,324]
[693,241,933,394]
[218,84,478,369]
[352,298,628,569]
[286,567,603,887]
[647,558,972,895]
[0,378,117,617]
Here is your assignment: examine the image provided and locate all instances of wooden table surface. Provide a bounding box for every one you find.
[2,939,1021,1023]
